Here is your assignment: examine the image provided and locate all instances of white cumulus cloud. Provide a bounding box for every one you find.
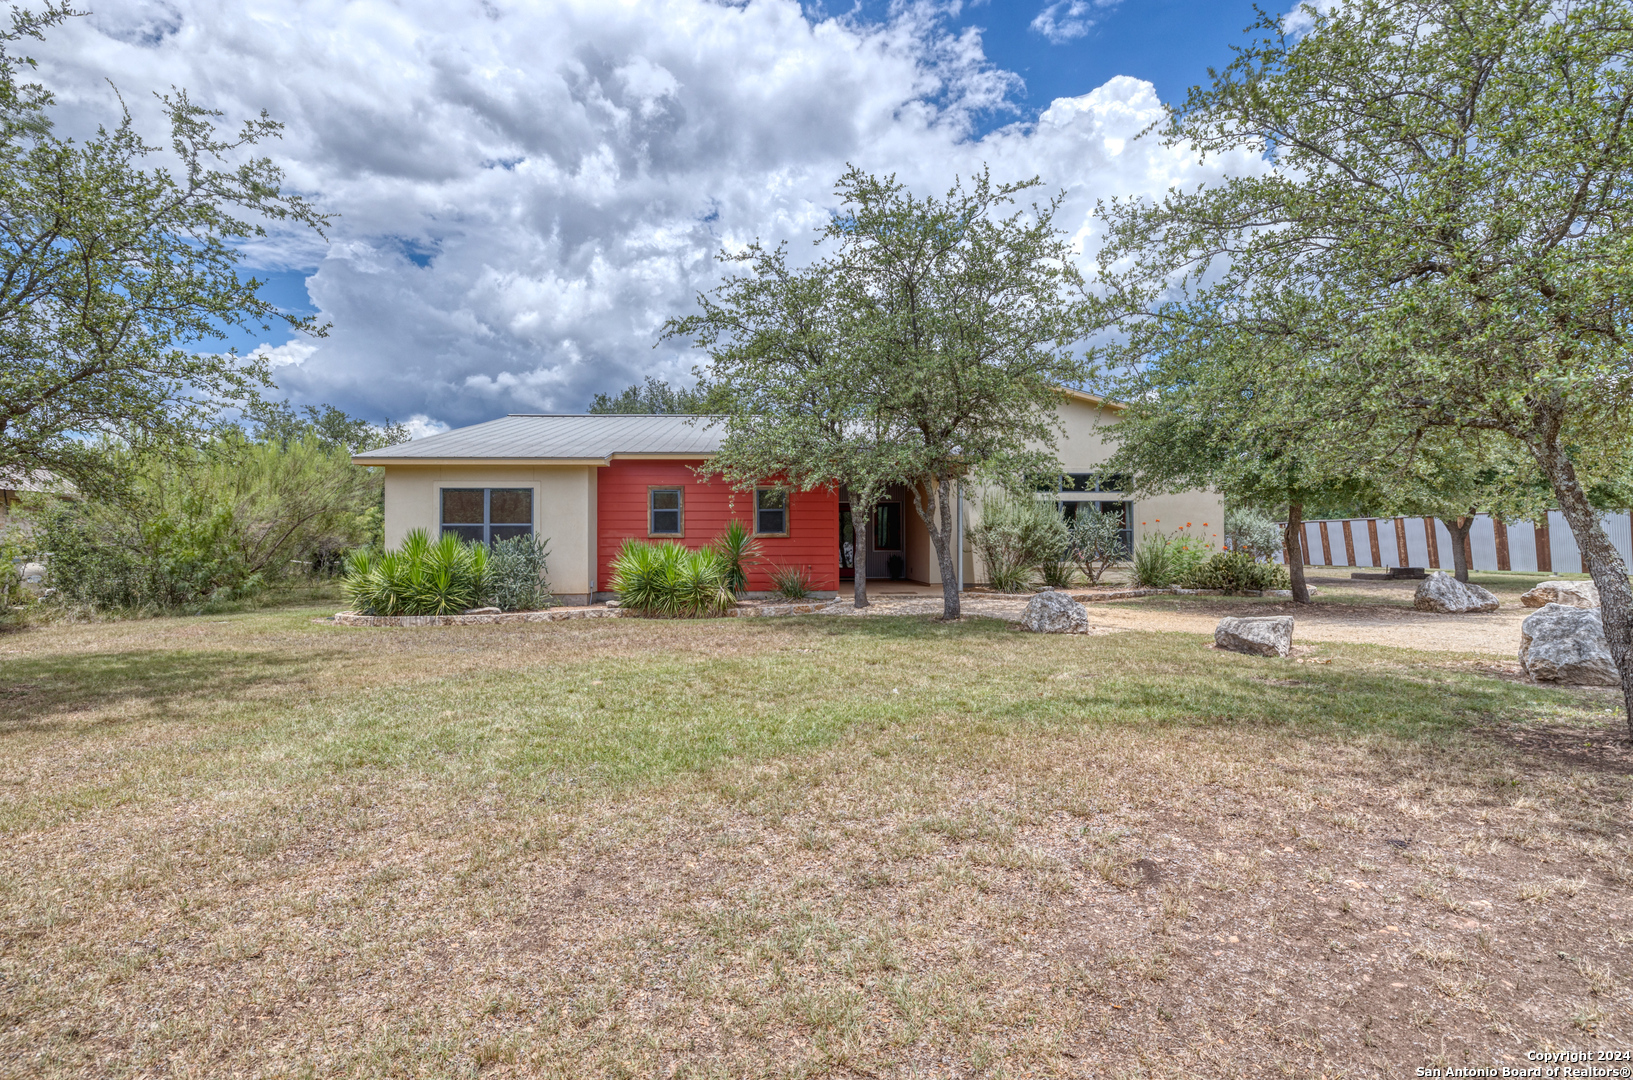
[28,0,1254,429]
[1030,0,1118,44]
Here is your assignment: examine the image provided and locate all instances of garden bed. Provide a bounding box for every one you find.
[331,598,838,626]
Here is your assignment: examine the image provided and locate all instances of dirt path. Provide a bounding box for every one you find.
[822,574,1535,656]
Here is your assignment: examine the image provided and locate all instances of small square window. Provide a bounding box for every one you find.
[754,488,788,536]
[650,487,683,535]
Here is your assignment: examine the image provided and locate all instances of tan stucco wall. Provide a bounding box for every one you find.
[380,465,598,598]
[958,395,1225,585]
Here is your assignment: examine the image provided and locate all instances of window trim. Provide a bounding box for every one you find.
[648,485,685,537]
[438,486,536,546]
[753,486,790,537]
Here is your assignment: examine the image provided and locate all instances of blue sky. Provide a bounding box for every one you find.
[38,0,1275,430]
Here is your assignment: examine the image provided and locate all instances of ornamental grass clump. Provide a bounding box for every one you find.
[767,563,815,600]
[343,529,489,616]
[609,539,735,617]
[1132,530,1213,588]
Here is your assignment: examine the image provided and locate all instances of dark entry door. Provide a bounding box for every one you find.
[839,503,855,580]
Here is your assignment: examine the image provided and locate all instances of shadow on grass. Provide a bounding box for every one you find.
[0,649,326,735]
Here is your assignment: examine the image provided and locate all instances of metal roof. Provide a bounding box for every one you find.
[352,414,724,464]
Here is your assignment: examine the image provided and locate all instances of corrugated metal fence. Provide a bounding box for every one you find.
[1273,512,1633,573]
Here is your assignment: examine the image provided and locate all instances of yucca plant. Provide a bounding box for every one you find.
[342,528,489,615]
[610,539,734,617]
[711,519,761,595]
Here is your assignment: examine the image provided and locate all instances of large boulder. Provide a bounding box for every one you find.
[1215,616,1294,658]
[1520,579,1600,610]
[1412,571,1500,614]
[1519,603,1621,686]
[1021,590,1090,634]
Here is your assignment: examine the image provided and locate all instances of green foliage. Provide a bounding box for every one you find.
[1178,550,1290,594]
[1132,531,1214,589]
[31,432,376,613]
[667,165,1094,617]
[767,563,815,600]
[342,530,489,616]
[970,496,1068,593]
[608,540,735,618]
[711,520,761,595]
[1224,508,1284,562]
[0,9,330,490]
[1066,506,1128,585]
[487,534,552,613]
[587,376,719,415]
[245,400,408,454]
[1037,559,1076,589]
[0,527,31,623]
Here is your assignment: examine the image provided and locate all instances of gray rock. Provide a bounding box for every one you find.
[1020,590,1090,633]
[1519,603,1622,686]
[464,606,501,615]
[1412,571,1500,614]
[1215,615,1294,658]
[1520,579,1600,609]
[1264,586,1318,598]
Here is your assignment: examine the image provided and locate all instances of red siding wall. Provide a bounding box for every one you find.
[595,460,839,593]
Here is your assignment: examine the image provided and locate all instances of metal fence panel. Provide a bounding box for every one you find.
[1548,511,1583,574]
[1507,522,1538,573]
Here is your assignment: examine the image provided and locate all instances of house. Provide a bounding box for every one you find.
[352,390,1223,604]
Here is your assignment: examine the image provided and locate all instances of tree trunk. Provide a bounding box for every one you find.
[851,503,873,609]
[1532,438,1633,740]
[1441,514,1474,583]
[1284,500,1311,604]
[911,476,962,620]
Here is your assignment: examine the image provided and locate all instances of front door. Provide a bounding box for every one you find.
[839,503,855,580]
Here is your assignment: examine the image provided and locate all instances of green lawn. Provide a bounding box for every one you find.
[2,599,1629,1076]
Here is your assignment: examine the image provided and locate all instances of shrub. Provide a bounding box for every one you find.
[487,534,552,612]
[1066,506,1128,585]
[1179,550,1291,592]
[1225,507,1284,560]
[609,539,734,617]
[343,530,489,615]
[767,563,815,599]
[1038,559,1077,588]
[971,496,1068,593]
[712,519,761,595]
[1132,530,1215,588]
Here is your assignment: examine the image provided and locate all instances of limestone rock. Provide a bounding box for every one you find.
[1519,603,1621,686]
[1215,615,1294,658]
[1021,590,1090,634]
[1412,571,1500,614]
[464,606,501,615]
[1520,579,1600,609]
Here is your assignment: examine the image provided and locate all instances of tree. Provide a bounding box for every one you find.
[1102,317,1372,604]
[246,400,408,454]
[0,5,330,491]
[663,240,908,608]
[669,167,1093,618]
[828,167,1094,618]
[587,376,716,415]
[1094,0,1633,732]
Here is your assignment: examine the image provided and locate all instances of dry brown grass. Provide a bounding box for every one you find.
[1,599,1631,1077]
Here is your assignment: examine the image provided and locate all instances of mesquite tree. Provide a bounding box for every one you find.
[0,5,330,490]
[1095,0,1633,733]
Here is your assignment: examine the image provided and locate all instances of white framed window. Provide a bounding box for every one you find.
[440,488,533,545]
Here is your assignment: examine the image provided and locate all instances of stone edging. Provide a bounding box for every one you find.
[330,599,840,627]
